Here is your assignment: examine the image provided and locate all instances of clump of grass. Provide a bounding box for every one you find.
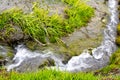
[1,69,120,80]
[0,69,100,80]
[63,0,94,28]
[0,1,94,44]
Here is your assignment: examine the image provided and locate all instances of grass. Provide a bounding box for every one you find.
[63,0,94,28]
[2,0,119,80]
[0,0,94,44]
[0,69,120,80]
[0,69,100,80]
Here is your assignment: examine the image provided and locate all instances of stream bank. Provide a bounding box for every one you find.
[0,0,118,72]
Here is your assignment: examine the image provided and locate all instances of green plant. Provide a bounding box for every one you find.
[1,70,100,80]
[0,1,94,44]
[117,23,120,35]
[63,0,94,28]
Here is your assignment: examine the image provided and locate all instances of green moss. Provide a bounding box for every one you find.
[116,36,120,46]
[25,41,38,51]
[0,55,4,59]
[7,52,14,59]
[110,48,120,66]
[55,37,102,57]
[117,23,120,35]
[0,45,13,61]
[116,23,120,46]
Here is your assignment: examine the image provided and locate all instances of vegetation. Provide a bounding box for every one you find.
[1,0,120,80]
[63,0,94,28]
[96,48,120,75]
[0,69,120,80]
[96,23,120,76]
[0,69,102,80]
[116,24,120,45]
[0,0,94,43]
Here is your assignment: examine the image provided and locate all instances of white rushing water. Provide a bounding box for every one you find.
[7,0,119,72]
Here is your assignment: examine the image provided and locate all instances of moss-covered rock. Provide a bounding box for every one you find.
[116,23,120,46]
[116,36,120,46]
[0,25,25,43]
[0,43,14,66]
[25,40,47,51]
[117,23,120,35]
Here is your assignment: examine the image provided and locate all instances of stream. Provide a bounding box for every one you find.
[6,0,119,72]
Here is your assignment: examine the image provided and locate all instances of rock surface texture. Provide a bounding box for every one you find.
[62,0,109,50]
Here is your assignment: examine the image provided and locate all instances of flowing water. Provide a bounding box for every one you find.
[6,0,119,72]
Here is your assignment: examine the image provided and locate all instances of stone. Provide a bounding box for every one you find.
[0,25,24,43]
[0,44,14,66]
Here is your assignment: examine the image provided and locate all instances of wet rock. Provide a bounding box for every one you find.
[0,25,25,43]
[12,57,55,72]
[0,44,14,66]
[13,56,49,72]
[0,59,7,66]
